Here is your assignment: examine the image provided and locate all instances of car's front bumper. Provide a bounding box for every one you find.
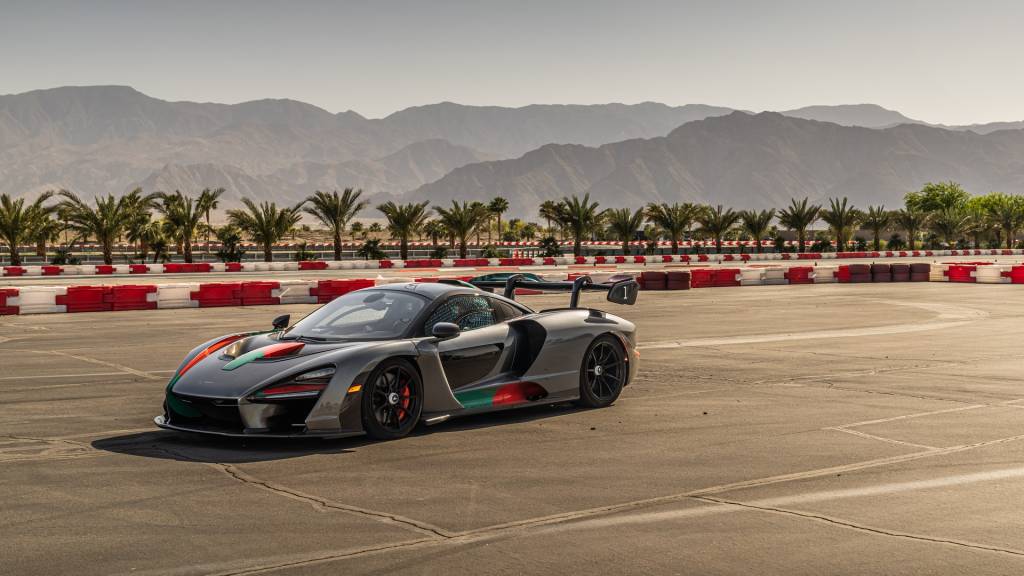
[153,415,360,439]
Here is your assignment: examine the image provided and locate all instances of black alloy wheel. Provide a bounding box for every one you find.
[575,335,626,408]
[361,358,423,440]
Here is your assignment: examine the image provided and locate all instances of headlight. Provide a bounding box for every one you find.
[252,367,336,400]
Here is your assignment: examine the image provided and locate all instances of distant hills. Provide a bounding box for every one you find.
[405,112,1024,214]
[4,86,1024,216]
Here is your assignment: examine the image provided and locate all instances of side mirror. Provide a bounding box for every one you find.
[606,279,639,305]
[431,322,461,340]
[272,314,290,330]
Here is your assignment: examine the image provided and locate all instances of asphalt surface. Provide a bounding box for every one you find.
[4,283,1024,574]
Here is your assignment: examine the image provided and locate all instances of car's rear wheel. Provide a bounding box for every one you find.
[574,335,626,408]
[361,358,423,440]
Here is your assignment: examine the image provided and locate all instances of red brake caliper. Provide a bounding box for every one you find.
[397,374,411,422]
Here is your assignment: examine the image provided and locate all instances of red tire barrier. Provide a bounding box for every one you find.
[56,286,112,313]
[95,265,116,275]
[640,271,667,290]
[225,262,243,272]
[299,261,328,271]
[871,263,892,282]
[910,263,930,281]
[0,288,18,315]
[1009,266,1024,284]
[164,263,213,273]
[785,266,814,284]
[849,264,871,283]
[946,265,977,283]
[3,266,26,277]
[310,279,375,303]
[129,264,150,274]
[190,283,243,307]
[42,266,63,276]
[836,265,852,283]
[379,260,393,269]
[891,264,911,282]
[713,268,741,287]
[666,271,691,290]
[108,284,158,311]
[689,268,713,288]
[240,281,280,306]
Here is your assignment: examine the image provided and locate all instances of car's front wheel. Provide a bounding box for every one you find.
[361,358,423,440]
[574,335,626,408]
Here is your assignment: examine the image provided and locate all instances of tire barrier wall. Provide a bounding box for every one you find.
[8,248,1024,278]
[10,262,1024,317]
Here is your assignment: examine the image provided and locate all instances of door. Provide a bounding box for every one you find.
[425,294,509,389]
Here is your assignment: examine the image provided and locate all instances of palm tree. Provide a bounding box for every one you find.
[987,194,1024,249]
[539,200,561,237]
[200,187,225,255]
[424,220,447,250]
[434,200,489,259]
[644,202,702,254]
[696,205,741,253]
[930,206,969,247]
[739,209,775,254]
[820,197,862,252]
[227,198,305,262]
[304,188,368,260]
[0,191,55,266]
[893,207,929,251]
[155,189,223,263]
[559,194,603,256]
[377,201,431,261]
[862,206,891,251]
[488,197,510,242]
[122,188,160,258]
[604,208,645,255]
[777,197,821,253]
[59,190,153,265]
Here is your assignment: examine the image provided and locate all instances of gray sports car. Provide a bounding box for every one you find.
[154,275,639,440]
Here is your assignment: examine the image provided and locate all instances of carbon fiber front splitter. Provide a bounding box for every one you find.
[153,415,360,439]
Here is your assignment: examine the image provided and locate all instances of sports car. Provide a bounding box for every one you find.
[154,275,639,440]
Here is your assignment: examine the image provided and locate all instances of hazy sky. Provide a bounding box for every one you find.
[3,0,1022,124]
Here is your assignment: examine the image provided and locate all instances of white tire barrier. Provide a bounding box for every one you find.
[13,286,67,314]
[739,268,765,286]
[813,266,838,283]
[156,283,200,309]
[277,280,318,304]
[764,268,788,285]
[976,266,1010,284]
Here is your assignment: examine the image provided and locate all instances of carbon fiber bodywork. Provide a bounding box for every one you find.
[155,282,637,438]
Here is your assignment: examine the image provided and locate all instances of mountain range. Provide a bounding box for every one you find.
[4,86,1024,216]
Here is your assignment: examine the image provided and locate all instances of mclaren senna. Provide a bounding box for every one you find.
[155,275,639,440]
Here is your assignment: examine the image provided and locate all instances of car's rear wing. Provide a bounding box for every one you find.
[470,274,638,308]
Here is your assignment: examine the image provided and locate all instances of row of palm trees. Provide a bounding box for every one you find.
[3,181,1023,265]
[535,183,1024,255]
[0,187,519,264]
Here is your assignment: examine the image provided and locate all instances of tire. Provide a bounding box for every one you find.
[574,335,627,408]
[361,358,423,440]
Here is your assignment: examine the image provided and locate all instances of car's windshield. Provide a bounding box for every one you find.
[284,290,427,341]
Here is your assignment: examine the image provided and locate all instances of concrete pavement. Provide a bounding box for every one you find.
[3,284,1024,574]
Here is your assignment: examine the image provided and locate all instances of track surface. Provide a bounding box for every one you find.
[5,284,1024,574]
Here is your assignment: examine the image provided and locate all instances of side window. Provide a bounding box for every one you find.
[424,295,497,333]
[491,299,525,321]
